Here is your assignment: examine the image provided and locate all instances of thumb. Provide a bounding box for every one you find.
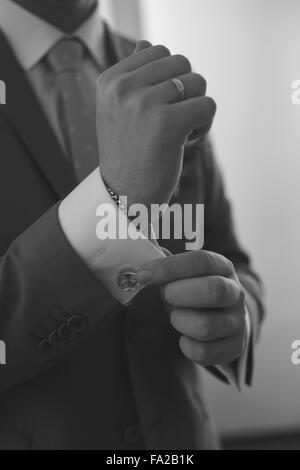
[133,40,153,54]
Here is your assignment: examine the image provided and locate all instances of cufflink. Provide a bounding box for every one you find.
[117,268,140,292]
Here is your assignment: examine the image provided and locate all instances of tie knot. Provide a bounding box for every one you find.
[48,38,84,73]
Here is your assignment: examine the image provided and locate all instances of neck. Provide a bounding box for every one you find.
[11,0,98,33]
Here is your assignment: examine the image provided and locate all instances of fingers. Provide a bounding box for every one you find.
[179,332,246,366]
[152,73,207,103]
[136,251,234,285]
[100,41,216,144]
[133,40,153,53]
[130,54,205,102]
[173,96,217,137]
[163,276,243,309]
[133,54,192,86]
[170,308,245,342]
[106,44,171,76]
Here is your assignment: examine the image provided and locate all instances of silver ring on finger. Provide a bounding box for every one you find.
[170,78,185,102]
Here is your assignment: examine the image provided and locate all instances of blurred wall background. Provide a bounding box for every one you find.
[102,0,300,437]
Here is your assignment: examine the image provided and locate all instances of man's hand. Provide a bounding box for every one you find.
[97,41,216,208]
[136,251,247,367]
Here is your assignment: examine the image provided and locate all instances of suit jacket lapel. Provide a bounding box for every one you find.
[0,23,134,199]
[102,22,136,67]
[0,30,77,199]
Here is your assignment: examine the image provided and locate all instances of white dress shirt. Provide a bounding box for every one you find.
[0,0,250,389]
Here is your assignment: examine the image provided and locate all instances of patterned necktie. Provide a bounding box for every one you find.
[48,38,99,182]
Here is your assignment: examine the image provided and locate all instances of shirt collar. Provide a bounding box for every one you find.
[0,0,105,70]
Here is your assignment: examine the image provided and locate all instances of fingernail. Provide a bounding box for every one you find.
[136,270,153,285]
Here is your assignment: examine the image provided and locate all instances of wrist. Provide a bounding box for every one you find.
[102,177,139,224]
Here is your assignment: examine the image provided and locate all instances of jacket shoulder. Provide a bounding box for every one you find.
[104,22,137,62]
[114,32,137,57]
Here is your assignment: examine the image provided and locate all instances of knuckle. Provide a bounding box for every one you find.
[221,256,234,274]
[138,89,154,109]
[205,96,217,114]
[154,44,171,57]
[113,74,132,98]
[173,54,192,73]
[194,73,207,93]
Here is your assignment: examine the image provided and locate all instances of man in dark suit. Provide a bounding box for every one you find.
[0,0,264,450]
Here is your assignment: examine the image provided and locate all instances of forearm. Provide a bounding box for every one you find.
[0,204,119,394]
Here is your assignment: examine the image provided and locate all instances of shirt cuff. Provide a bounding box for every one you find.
[216,307,251,391]
[58,168,166,305]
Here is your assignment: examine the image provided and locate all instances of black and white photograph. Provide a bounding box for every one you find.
[0,0,299,453]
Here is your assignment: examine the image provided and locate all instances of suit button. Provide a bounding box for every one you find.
[39,339,53,353]
[48,331,61,348]
[124,425,142,445]
[68,315,87,333]
[58,323,73,341]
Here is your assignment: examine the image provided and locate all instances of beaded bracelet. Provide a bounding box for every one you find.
[106,185,138,223]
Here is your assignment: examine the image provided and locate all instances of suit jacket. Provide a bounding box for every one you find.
[0,23,264,450]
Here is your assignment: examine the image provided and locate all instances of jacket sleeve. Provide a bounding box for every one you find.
[201,139,265,385]
[0,203,121,394]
